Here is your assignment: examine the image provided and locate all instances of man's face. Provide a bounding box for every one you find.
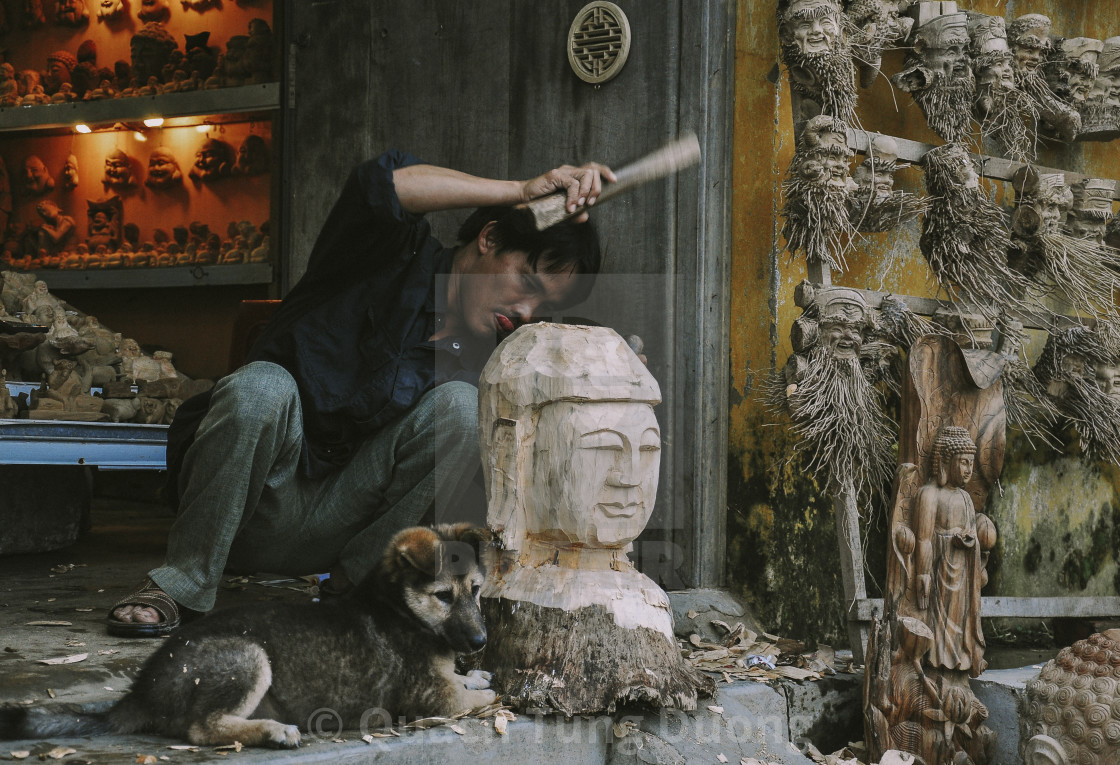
[788,11,841,56]
[527,401,660,548]
[1035,197,1066,234]
[977,56,1016,90]
[920,32,970,79]
[104,154,130,184]
[452,225,583,341]
[24,157,50,192]
[1068,64,1098,103]
[1012,42,1047,72]
[1067,216,1105,242]
[949,452,975,486]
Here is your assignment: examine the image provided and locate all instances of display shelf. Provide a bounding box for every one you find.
[0,83,281,133]
[0,419,167,469]
[7,263,273,290]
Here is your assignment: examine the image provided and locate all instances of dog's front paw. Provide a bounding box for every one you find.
[462,669,492,690]
[269,724,301,749]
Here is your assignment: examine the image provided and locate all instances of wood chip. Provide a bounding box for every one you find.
[47,688,56,698]
[493,714,509,735]
[707,705,724,714]
[718,755,729,763]
[138,756,158,764]
[166,746,200,752]
[37,653,88,665]
[449,724,466,735]
[46,747,77,759]
[74,608,94,612]
[26,621,72,627]
[687,609,699,619]
[10,753,30,760]
[214,742,242,752]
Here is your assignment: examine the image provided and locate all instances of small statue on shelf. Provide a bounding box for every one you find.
[967,12,1037,161]
[0,369,17,419]
[183,31,217,80]
[21,279,63,324]
[767,284,895,495]
[847,135,927,233]
[145,147,183,190]
[29,358,105,420]
[35,201,76,256]
[130,22,178,83]
[102,149,135,190]
[54,0,89,27]
[43,50,78,96]
[0,64,18,106]
[775,0,856,121]
[23,156,55,196]
[780,114,857,271]
[993,318,1061,448]
[86,197,123,251]
[1007,13,1080,141]
[96,0,125,21]
[137,0,171,22]
[180,0,221,12]
[60,155,80,191]
[189,138,234,182]
[245,18,273,84]
[891,11,974,143]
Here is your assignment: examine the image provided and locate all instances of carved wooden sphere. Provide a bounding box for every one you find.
[1022,631,1120,763]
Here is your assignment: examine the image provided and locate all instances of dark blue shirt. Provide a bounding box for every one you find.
[246,150,490,478]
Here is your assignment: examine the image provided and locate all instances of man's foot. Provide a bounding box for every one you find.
[106,578,184,637]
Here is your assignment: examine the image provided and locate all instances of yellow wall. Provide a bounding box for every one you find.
[730,0,1120,644]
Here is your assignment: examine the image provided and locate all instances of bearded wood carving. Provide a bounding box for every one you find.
[777,0,857,121]
[845,0,913,88]
[781,115,857,271]
[476,323,713,715]
[865,334,1003,765]
[1079,37,1120,142]
[768,284,896,496]
[892,11,975,143]
[1008,14,1081,142]
[1033,325,1120,468]
[847,135,927,233]
[1008,169,1120,323]
[967,12,1038,161]
[1045,37,1104,114]
[919,143,1035,321]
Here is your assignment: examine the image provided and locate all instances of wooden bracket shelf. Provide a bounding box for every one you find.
[5,263,273,290]
[0,83,281,133]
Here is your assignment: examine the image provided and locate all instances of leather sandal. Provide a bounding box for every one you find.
[105,578,182,637]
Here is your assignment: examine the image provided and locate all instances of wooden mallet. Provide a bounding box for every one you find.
[521,132,702,230]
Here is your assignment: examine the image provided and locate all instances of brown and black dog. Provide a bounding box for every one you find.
[1,523,495,749]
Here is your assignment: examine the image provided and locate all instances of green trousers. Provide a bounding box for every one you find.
[150,361,481,612]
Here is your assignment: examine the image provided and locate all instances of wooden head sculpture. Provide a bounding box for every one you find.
[478,322,660,553]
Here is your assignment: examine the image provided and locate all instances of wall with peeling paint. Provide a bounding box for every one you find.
[729,0,1120,646]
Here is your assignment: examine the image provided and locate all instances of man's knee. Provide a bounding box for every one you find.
[422,381,478,447]
[212,361,300,425]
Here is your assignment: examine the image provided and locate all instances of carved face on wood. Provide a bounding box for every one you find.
[102,150,133,188]
[914,14,971,80]
[783,2,842,56]
[97,0,123,18]
[145,148,182,189]
[1094,363,1120,400]
[23,155,54,194]
[527,401,660,548]
[1007,14,1052,75]
[55,0,88,26]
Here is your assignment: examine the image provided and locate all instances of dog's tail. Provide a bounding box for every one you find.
[0,700,129,739]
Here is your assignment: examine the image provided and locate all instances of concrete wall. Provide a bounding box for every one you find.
[728,0,1120,645]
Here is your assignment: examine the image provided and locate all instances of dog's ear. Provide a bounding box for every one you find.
[389,527,441,576]
[444,523,494,548]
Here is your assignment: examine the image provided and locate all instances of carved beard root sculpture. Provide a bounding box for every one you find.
[919,144,1031,318]
[973,68,1038,160]
[993,319,1061,448]
[892,13,976,143]
[847,139,928,234]
[1034,326,1120,466]
[776,0,857,121]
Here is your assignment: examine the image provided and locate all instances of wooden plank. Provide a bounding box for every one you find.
[834,484,870,663]
[801,282,1090,332]
[0,84,280,133]
[852,596,1120,622]
[8,264,273,290]
[846,128,1120,199]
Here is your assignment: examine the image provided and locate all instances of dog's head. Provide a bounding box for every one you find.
[380,524,492,655]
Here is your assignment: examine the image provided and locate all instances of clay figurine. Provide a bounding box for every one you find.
[145,147,183,190]
[102,149,135,189]
[23,0,46,27]
[35,201,76,255]
[0,369,16,418]
[86,197,123,251]
[43,50,78,96]
[22,156,55,195]
[21,280,63,324]
[60,155,80,191]
[189,138,233,182]
[775,0,856,121]
[54,0,89,26]
[180,0,220,11]
[96,0,125,20]
[233,134,269,175]
[130,23,178,83]
[0,63,19,106]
